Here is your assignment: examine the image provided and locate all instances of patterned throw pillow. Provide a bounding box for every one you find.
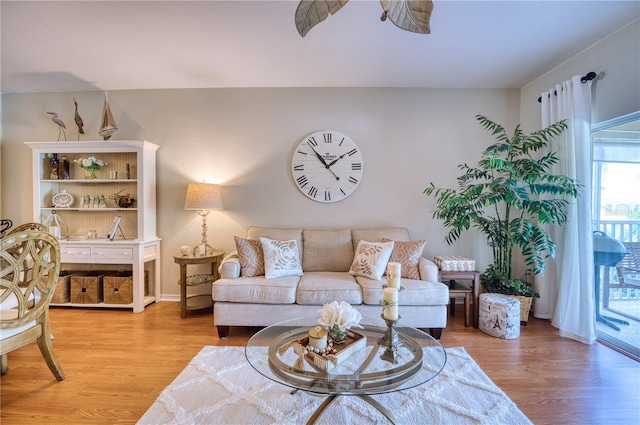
[260,237,304,279]
[349,240,394,280]
[234,236,264,277]
[382,238,427,280]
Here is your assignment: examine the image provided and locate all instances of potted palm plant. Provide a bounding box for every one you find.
[424,115,581,322]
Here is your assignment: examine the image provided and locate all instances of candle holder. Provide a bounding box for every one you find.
[379,314,404,364]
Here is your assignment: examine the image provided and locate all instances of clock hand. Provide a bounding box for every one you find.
[308,143,329,167]
[308,143,340,180]
[327,151,349,167]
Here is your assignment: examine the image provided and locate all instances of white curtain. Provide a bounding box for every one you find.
[537,75,596,344]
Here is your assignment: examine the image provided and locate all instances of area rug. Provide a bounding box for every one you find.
[138,346,532,425]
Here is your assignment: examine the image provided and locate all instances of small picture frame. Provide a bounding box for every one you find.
[107,215,123,241]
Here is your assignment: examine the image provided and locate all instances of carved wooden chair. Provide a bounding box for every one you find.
[3,223,48,283]
[0,231,65,380]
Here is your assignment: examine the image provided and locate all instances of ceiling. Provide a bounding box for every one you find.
[1,0,639,94]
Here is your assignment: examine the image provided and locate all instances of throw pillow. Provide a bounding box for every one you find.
[349,240,394,280]
[234,236,264,277]
[260,237,304,279]
[382,238,427,280]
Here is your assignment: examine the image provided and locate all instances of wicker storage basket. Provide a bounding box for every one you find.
[103,271,148,304]
[103,272,134,304]
[513,295,533,325]
[70,271,109,304]
[51,271,78,304]
[103,270,149,304]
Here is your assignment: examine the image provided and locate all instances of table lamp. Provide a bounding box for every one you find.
[184,182,223,255]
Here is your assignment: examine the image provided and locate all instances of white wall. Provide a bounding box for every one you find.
[1,87,519,297]
[520,19,640,131]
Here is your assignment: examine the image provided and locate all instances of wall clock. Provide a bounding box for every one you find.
[291,130,364,203]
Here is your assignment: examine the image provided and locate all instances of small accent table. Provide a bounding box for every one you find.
[174,250,224,318]
[438,270,481,328]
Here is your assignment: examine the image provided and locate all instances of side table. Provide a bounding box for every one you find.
[174,250,224,318]
[439,270,481,328]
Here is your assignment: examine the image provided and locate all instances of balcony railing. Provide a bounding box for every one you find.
[595,220,640,244]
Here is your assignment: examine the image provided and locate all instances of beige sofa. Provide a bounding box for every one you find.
[212,227,449,339]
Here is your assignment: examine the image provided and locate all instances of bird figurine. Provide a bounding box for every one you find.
[47,111,67,141]
[73,97,85,139]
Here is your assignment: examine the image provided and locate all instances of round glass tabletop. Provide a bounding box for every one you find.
[245,317,447,397]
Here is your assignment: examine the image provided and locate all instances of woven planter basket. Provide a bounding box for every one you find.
[512,295,533,325]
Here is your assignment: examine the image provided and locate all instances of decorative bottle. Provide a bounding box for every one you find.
[60,155,70,179]
[49,154,59,180]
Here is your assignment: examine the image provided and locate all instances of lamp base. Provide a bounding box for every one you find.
[192,243,218,257]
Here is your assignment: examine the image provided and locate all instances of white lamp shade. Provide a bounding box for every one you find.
[184,183,224,211]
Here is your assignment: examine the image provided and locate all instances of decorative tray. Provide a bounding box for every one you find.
[292,330,366,372]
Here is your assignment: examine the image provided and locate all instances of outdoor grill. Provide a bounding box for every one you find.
[593,231,629,330]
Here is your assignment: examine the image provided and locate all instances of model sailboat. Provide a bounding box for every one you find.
[99,91,118,140]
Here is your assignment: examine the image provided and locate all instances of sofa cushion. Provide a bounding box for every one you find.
[260,237,304,279]
[296,272,362,305]
[302,229,354,272]
[351,228,410,249]
[357,276,450,306]
[247,227,303,261]
[234,237,264,277]
[383,238,427,280]
[212,276,299,304]
[349,240,394,280]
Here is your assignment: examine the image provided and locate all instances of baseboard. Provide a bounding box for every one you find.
[159,294,180,302]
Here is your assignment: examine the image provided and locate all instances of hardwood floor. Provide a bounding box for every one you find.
[1,302,638,425]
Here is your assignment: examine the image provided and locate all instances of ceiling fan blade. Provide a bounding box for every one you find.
[295,0,349,37]
[379,0,433,34]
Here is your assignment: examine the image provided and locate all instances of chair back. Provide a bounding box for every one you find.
[616,242,640,288]
[8,222,48,235]
[0,231,61,330]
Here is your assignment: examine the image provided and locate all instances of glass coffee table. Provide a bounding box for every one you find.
[245,317,447,425]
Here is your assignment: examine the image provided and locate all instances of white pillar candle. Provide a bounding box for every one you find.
[198,244,206,256]
[387,262,401,289]
[308,326,328,349]
[383,287,399,320]
[49,225,60,239]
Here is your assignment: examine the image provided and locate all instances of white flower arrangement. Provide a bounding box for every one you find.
[317,301,363,333]
[74,156,106,172]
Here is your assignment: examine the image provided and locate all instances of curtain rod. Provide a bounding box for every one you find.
[537,71,598,103]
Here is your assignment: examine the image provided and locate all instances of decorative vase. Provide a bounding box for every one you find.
[329,326,347,344]
[86,168,99,179]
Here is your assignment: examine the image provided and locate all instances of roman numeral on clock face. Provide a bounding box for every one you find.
[296,175,308,188]
[307,137,318,147]
[348,176,359,185]
[308,186,318,198]
[323,133,332,143]
[347,148,358,156]
[324,190,331,201]
[351,163,362,171]
[293,164,304,171]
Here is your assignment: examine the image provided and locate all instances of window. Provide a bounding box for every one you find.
[592,111,640,359]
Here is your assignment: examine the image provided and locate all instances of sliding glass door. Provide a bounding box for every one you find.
[592,111,640,358]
